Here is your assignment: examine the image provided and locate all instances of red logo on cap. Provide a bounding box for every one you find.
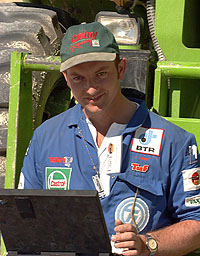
[70,31,97,53]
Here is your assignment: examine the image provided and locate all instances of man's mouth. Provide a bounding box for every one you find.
[88,93,104,102]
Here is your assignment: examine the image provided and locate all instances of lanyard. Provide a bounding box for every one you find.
[78,125,140,231]
[78,126,106,198]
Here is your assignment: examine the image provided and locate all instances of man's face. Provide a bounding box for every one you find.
[63,59,126,118]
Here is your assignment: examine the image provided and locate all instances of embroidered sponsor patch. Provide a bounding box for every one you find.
[185,195,200,207]
[46,167,72,190]
[182,167,200,191]
[131,163,149,173]
[64,156,73,167]
[48,156,73,167]
[70,31,98,53]
[138,156,151,161]
[92,39,100,47]
[115,197,149,232]
[131,127,164,156]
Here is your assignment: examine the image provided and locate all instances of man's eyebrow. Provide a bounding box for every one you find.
[68,71,82,76]
[95,65,109,73]
[68,64,110,76]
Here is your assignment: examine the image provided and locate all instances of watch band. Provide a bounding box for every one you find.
[144,234,158,256]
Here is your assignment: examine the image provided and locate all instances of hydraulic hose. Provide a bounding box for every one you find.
[146,0,166,61]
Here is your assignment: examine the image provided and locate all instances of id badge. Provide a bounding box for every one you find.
[105,135,122,175]
[92,174,106,198]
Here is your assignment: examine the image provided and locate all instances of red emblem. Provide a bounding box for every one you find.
[131,163,149,173]
[108,143,114,154]
[70,31,98,53]
[191,171,199,185]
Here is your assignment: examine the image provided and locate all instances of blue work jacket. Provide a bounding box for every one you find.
[21,100,200,237]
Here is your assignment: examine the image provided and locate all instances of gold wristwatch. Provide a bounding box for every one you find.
[144,234,158,256]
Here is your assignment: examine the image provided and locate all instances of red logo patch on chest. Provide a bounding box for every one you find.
[131,163,149,173]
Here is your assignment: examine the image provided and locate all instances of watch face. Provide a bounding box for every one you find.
[149,238,157,250]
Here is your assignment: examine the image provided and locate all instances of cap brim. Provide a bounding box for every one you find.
[60,52,116,72]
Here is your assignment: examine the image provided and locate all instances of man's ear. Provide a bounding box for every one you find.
[62,71,68,82]
[118,58,127,80]
[62,71,71,89]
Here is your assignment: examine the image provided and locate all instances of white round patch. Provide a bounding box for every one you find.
[115,197,150,232]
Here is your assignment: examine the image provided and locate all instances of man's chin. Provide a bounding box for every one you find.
[83,105,103,117]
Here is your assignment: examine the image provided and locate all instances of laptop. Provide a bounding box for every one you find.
[0,189,111,255]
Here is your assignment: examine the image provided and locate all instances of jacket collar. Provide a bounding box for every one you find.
[64,103,85,127]
[123,99,149,134]
[64,99,149,131]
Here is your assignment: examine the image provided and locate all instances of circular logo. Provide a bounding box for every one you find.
[47,170,67,190]
[191,171,200,186]
[115,197,150,232]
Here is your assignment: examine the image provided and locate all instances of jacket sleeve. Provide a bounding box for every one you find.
[19,130,43,189]
[168,133,200,222]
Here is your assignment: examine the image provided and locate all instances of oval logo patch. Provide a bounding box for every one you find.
[115,197,150,232]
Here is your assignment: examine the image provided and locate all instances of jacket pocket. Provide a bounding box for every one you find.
[118,171,165,196]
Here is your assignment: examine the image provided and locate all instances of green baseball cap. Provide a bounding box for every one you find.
[60,22,120,72]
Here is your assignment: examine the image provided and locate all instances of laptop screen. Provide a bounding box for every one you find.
[0,189,111,255]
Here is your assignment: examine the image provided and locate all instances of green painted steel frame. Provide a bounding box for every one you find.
[153,61,200,148]
[5,52,61,190]
[5,52,32,189]
[154,0,200,149]
[155,0,200,62]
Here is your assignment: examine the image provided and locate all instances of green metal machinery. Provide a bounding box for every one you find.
[0,0,200,255]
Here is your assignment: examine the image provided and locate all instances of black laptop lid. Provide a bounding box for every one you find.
[0,189,111,255]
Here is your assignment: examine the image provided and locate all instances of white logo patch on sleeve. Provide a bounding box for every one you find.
[185,195,200,207]
[182,167,200,192]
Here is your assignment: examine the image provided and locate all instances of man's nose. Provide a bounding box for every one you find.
[84,77,98,90]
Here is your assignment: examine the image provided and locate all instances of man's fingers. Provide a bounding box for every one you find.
[115,219,123,226]
[121,249,138,256]
[112,220,142,255]
[112,231,136,242]
[114,240,137,249]
[114,221,137,234]
[113,240,141,256]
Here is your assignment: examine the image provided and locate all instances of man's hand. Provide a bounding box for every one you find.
[111,219,149,256]
[111,219,200,256]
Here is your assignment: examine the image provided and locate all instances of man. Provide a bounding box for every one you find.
[19,22,200,255]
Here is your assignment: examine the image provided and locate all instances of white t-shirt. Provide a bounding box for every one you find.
[86,119,127,197]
